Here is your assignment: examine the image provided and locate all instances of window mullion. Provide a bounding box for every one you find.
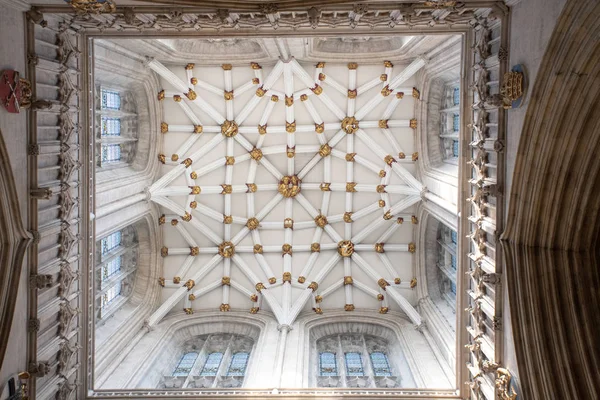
[360,335,375,387]
[337,335,347,387]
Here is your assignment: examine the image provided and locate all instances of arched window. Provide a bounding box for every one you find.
[96,87,138,169]
[95,226,138,321]
[226,352,249,377]
[173,352,199,377]
[437,224,458,307]
[200,352,223,377]
[161,334,254,389]
[316,334,398,388]
[440,83,460,163]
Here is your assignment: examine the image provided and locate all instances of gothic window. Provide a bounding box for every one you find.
[370,352,392,377]
[319,352,338,376]
[345,352,365,376]
[173,352,199,377]
[437,224,458,308]
[440,83,460,163]
[95,227,138,321]
[226,352,249,377]
[95,86,138,168]
[162,334,254,389]
[200,352,223,377]
[316,334,399,388]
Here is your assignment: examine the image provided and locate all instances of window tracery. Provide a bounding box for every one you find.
[95,226,138,321]
[161,334,254,389]
[95,87,138,168]
[316,334,400,388]
[437,224,458,308]
[440,83,460,163]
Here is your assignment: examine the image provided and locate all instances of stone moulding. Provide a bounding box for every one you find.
[24,1,512,399]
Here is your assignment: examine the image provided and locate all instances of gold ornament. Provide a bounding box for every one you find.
[223,215,233,224]
[173,276,181,284]
[158,277,165,287]
[218,241,235,258]
[384,60,394,68]
[346,153,356,162]
[378,278,389,290]
[383,211,393,220]
[384,155,396,166]
[256,86,266,97]
[308,282,319,292]
[380,74,388,82]
[186,90,197,101]
[191,77,198,85]
[225,156,235,166]
[398,152,406,159]
[184,307,193,315]
[311,243,321,252]
[410,278,417,288]
[221,120,239,137]
[396,92,404,99]
[337,240,355,257]
[278,175,301,198]
[412,152,419,161]
[379,200,386,208]
[377,293,384,301]
[315,123,325,133]
[314,307,323,314]
[190,201,198,209]
[271,95,279,102]
[173,95,182,102]
[286,146,295,158]
[222,276,231,286]
[157,90,165,101]
[301,94,309,102]
[247,217,260,230]
[298,276,306,284]
[194,125,203,134]
[158,154,166,164]
[283,272,292,283]
[224,90,234,101]
[381,85,392,96]
[343,212,354,223]
[379,307,389,314]
[376,185,387,193]
[320,183,331,192]
[250,307,260,314]
[394,277,401,284]
[190,247,199,256]
[250,294,258,302]
[318,144,331,157]
[345,304,355,311]
[346,182,357,193]
[408,242,416,253]
[341,116,359,134]
[222,64,232,70]
[286,121,296,133]
[221,184,232,194]
[184,279,195,290]
[161,247,168,257]
[158,215,166,225]
[251,62,262,70]
[252,78,260,84]
[188,294,196,301]
[285,95,294,107]
[318,72,326,81]
[182,212,192,222]
[171,154,179,162]
[284,218,294,229]
[220,303,231,312]
[282,243,293,256]
[269,277,277,284]
[348,62,358,70]
[185,63,195,70]
[410,119,418,129]
[67,0,116,14]
[314,214,328,228]
[411,215,419,224]
[379,119,389,129]
[315,295,323,303]
[397,217,404,224]
[258,124,268,135]
[316,62,326,68]
[256,282,266,292]
[161,122,169,133]
[189,186,201,195]
[343,276,354,285]
[311,84,323,95]
[246,183,258,193]
[253,244,263,254]
[250,147,263,161]
[171,219,178,226]
[412,87,420,99]
[375,243,385,253]
[379,170,386,178]
[348,89,357,99]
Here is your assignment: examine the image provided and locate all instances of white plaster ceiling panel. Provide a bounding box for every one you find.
[146,50,427,328]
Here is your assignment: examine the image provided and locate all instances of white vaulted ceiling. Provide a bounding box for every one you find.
[143,40,431,328]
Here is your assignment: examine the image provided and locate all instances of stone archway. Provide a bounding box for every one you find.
[0,130,31,367]
[503,1,600,398]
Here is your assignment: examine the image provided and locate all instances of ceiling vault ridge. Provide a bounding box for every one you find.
[146,55,425,328]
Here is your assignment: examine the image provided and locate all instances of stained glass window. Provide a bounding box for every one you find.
[226,352,249,377]
[370,352,392,376]
[451,281,457,294]
[200,352,223,377]
[101,144,121,163]
[451,254,457,270]
[319,352,337,376]
[101,117,121,137]
[452,87,460,106]
[451,230,458,245]
[453,114,460,132]
[452,140,459,157]
[101,231,122,255]
[101,89,121,110]
[102,256,122,281]
[173,352,199,377]
[102,283,121,308]
[344,352,364,376]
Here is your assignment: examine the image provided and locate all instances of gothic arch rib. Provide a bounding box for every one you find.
[0,129,32,367]
[503,0,600,399]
